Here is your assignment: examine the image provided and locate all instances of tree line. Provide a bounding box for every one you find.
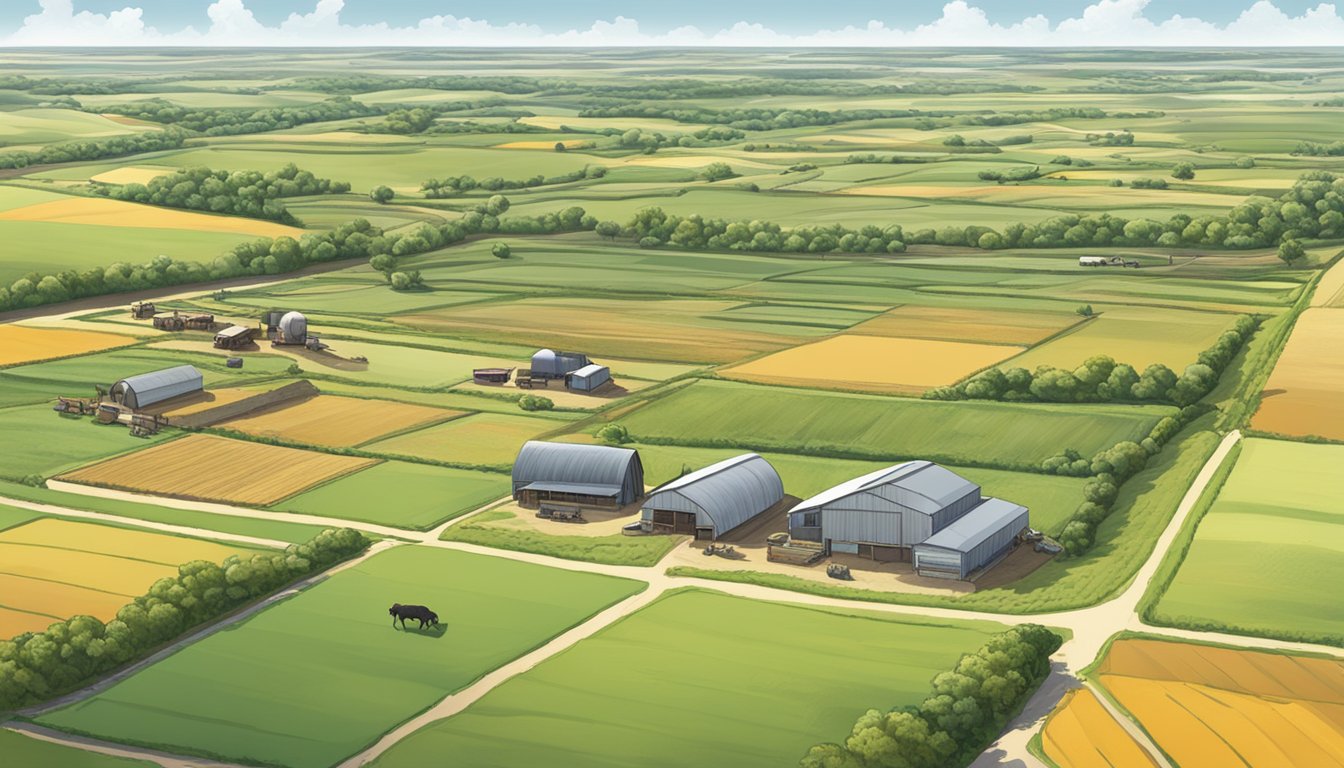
[98,163,350,225]
[92,96,381,137]
[0,528,369,710]
[0,128,189,170]
[421,166,606,198]
[800,625,1062,768]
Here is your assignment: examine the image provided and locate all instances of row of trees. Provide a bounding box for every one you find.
[600,125,746,152]
[577,104,1124,132]
[99,164,349,225]
[0,528,369,710]
[927,316,1259,407]
[977,165,1042,182]
[93,96,380,137]
[421,166,605,198]
[625,208,910,254]
[801,625,1062,768]
[0,128,188,170]
[1295,141,1344,156]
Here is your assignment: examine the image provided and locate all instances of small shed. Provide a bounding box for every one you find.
[567,364,611,392]
[109,365,203,410]
[511,441,644,509]
[213,325,255,350]
[641,453,783,539]
[1079,256,1109,267]
[913,498,1029,580]
[530,348,590,379]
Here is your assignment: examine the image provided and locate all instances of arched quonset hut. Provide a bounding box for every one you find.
[641,453,783,540]
[277,311,308,344]
[530,348,590,379]
[109,365,203,410]
[511,441,644,509]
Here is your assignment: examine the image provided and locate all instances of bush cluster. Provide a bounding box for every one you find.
[800,625,1062,768]
[99,164,349,225]
[421,166,605,198]
[518,394,554,411]
[0,528,369,710]
[1130,177,1169,189]
[0,128,188,170]
[977,166,1041,182]
[596,424,632,444]
[626,208,907,254]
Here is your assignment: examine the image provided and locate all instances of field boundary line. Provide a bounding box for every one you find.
[1,722,248,768]
[1081,681,1173,768]
[19,540,399,718]
[0,494,290,549]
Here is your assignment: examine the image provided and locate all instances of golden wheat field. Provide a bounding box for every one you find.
[1041,688,1157,768]
[0,324,136,366]
[62,434,378,506]
[1313,259,1344,308]
[217,395,457,447]
[1252,309,1344,440]
[88,165,172,185]
[722,334,1021,394]
[0,519,255,638]
[1095,638,1344,768]
[494,139,590,150]
[850,306,1081,346]
[0,198,303,237]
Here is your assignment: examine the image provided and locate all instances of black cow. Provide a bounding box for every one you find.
[389,603,439,630]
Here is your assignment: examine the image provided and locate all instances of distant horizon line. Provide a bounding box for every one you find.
[3,44,1344,50]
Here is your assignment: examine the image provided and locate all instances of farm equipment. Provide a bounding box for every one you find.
[702,543,745,560]
[226,357,244,369]
[213,324,255,350]
[95,404,121,424]
[1035,539,1063,555]
[53,397,95,416]
[131,301,156,319]
[1079,256,1141,269]
[129,413,162,437]
[515,369,548,389]
[538,505,585,523]
[473,367,514,384]
[826,563,854,581]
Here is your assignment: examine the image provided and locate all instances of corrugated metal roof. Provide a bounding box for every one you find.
[571,364,608,379]
[512,441,638,491]
[789,460,978,516]
[917,497,1027,553]
[114,365,203,408]
[643,453,783,535]
[520,481,621,497]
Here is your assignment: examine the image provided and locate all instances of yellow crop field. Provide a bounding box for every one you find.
[0,519,255,639]
[0,198,303,237]
[89,165,172,185]
[1041,688,1157,768]
[1096,638,1344,768]
[0,324,136,366]
[1312,259,1344,308]
[218,395,457,448]
[1002,306,1235,371]
[1252,309,1344,440]
[495,140,590,150]
[850,306,1081,346]
[62,434,378,506]
[722,334,1021,395]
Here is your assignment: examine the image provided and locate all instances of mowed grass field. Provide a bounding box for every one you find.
[1152,439,1344,644]
[0,325,137,367]
[1094,638,1344,768]
[0,404,172,480]
[1040,688,1157,768]
[38,546,645,768]
[0,728,154,768]
[61,434,377,506]
[0,518,254,639]
[1002,306,1237,371]
[366,412,565,467]
[367,589,1005,768]
[1252,309,1344,440]
[217,394,458,448]
[273,460,509,530]
[722,334,1022,395]
[617,380,1172,470]
[849,305,1082,345]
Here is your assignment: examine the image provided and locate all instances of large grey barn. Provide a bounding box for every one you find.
[787,460,1028,578]
[641,453,783,540]
[511,441,644,509]
[530,349,590,379]
[913,498,1029,580]
[109,365,203,411]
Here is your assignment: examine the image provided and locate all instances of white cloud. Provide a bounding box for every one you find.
[3,0,1344,47]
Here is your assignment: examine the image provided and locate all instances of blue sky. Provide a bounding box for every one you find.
[3,1,1343,46]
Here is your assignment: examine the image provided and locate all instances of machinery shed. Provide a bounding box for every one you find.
[567,364,611,392]
[913,498,1029,580]
[511,441,644,509]
[109,365,203,410]
[641,453,783,539]
[531,348,590,379]
[787,460,982,561]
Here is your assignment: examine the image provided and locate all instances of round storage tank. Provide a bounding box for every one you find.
[531,348,557,375]
[278,311,308,344]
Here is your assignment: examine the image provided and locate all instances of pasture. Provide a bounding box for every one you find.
[61,434,377,506]
[1040,688,1157,768]
[366,589,1005,768]
[0,518,253,639]
[1001,306,1237,372]
[274,460,509,529]
[37,546,645,768]
[0,197,303,238]
[0,404,171,480]
[1152,439,1344,645]
[617,379,1172,470]
[0,728,155,768]
[849,305,1082,346]
[1094,638,1344,768]
[217,394,457,448]
[722,334,1021,395]
[0,324,136,367]
[1251,308,1344,441]
[367,412,566,467]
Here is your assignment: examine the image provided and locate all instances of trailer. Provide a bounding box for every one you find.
[213,324,256,350]
[131,301,156,319]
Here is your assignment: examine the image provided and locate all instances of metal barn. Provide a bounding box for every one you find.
[109,365,204,410]
[567,364,611,392]
[511,441,644,509]
[641,453,783,539]
[913,498,1029,580]
[530,349,590,379]
[787,461,983,562]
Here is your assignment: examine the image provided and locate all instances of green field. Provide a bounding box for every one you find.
[1151,438,1344,645]
[0,729,153,768]
[0,404,171,481]
[617,379,1173,470]
[368,589,1005,768]
[273,460,509,530]
[38,546,645,768]
[441,508,684,567]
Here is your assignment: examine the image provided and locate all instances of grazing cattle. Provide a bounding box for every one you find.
[389,603,439,630]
